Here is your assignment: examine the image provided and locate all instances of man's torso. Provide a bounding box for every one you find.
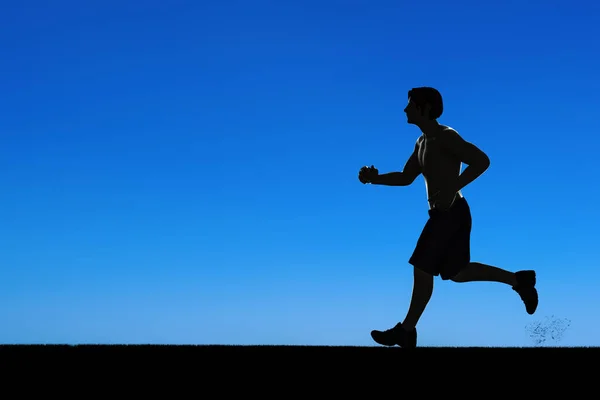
[416,125,463,209]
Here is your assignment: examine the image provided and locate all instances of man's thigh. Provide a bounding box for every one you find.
[409,217,455,274]
[439,230,471,280]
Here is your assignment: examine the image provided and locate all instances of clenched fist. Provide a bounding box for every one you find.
[358,165,378,184]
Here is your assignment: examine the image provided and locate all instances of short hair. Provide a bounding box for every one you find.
[408,87,443,120]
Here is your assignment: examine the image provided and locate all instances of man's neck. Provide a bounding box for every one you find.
[417,120,441,137]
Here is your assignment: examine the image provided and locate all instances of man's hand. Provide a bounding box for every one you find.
[358,165,379,184]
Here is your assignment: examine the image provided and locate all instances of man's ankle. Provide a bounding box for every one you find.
[510,272,518,287]
[400,322,416,332]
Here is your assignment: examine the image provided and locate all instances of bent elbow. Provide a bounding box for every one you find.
[480,154,491,170]
[407,174,419,185]
[399,172,418,186]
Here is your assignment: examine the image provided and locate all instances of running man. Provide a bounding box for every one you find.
[358,87,538,348]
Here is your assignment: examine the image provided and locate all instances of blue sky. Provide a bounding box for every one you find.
[1,0,599,346]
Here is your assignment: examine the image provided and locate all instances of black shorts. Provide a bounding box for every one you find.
[408,197,472,280]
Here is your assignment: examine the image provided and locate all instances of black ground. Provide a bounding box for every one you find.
[1,345,595,395]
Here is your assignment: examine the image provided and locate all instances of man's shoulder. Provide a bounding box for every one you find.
[439,125,462,141]
[440,124,459,134]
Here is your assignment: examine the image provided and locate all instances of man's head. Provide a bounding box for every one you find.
[404,87,443,125]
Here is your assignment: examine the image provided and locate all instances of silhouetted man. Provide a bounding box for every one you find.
[358,87,538,348]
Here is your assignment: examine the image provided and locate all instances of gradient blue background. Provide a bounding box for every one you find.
[2,0,599,346]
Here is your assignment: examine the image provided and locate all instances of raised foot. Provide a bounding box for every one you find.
[513,270,538,315]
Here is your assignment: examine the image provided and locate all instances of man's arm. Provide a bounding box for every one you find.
[371,142,421,186]
[441,129,491,191]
